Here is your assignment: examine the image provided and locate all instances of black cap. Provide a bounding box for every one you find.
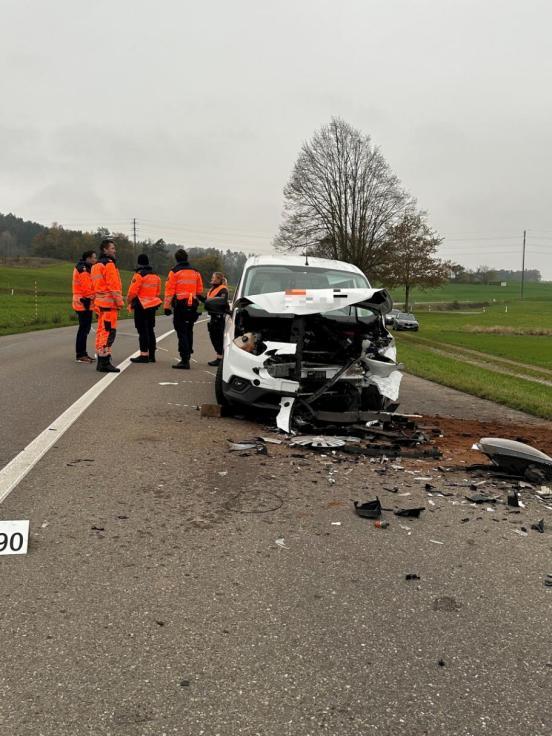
[137,254,149,266]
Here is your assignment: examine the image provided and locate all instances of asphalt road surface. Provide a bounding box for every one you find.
[1,321,551,736]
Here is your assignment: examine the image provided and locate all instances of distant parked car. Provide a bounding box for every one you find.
[385,308,400,327]
[394,312,419,331]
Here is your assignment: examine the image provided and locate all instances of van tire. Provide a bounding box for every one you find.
[215,359,228,406]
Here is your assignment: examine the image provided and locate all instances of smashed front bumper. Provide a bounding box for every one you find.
[222,287,403,427]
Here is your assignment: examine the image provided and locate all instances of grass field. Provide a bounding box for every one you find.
[389,280,551,305]
[393,287,552,419]
[0,260,135,335]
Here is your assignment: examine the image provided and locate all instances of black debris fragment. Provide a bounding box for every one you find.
[507,491,520,508]
[438,659,446,667]
[467,494,498,504]
[544,575,552,588]
[91,526,105,531]
[394,507,425,518]
[179,679,190,687]
[531,519,545,533]
[353,498,382,519]
[405,574,420,581]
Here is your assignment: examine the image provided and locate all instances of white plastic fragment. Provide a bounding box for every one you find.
[275,538,288,548]
[331,522,342,526]
[159,382,179,386]
[513,529,528,537]
[429,539,445,545]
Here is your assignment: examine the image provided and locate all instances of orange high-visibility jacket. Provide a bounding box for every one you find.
[91,256,124,309]
[127,268,162,310]
[164,263,203,308]
[72,260,95,311]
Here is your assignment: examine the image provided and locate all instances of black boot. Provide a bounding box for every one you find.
[172,359,190,369]
[97,356,120,373]
[130,355,150,363]
[208,358,221,367]
[149,351,156,363]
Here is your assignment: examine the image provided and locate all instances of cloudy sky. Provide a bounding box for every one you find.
[1,0,551,276]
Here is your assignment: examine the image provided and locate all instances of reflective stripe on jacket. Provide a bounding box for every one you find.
[208,284,226,298]
[72,261,95,311]
[127,269,162,309]
[91,256,123,309]
[164,263,204,309]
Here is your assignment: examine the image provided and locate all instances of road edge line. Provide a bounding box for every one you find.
[0,327,176,504]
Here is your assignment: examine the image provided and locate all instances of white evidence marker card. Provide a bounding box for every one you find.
[0,520,30,555]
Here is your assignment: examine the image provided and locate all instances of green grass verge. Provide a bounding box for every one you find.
[398,341,552,420]
[396,300,552,370]
[0,261,135,335]
[397,334,552,382]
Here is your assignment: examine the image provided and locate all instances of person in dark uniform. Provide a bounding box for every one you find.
[199,272,229,367]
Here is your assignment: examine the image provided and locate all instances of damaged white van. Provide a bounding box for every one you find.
[215,255,402,431]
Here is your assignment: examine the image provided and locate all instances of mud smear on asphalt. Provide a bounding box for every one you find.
[425,415,552,464]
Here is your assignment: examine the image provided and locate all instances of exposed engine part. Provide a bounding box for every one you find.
[233,332,260,353]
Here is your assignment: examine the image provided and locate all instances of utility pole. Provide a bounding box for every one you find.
[132,218,137,254]
[521,229,526,299]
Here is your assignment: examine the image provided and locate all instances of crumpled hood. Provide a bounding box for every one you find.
[237,288,393,316]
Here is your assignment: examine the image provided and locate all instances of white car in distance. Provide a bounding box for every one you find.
[215,255,402,432]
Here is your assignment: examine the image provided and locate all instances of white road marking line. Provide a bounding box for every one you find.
[0,328,175,505]
[204,370,216,377]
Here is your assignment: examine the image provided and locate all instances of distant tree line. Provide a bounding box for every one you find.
[449,264,542,284]
[0,212,249,285]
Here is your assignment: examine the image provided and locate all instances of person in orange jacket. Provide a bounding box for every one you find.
[72,249,97,363]
[127,253,162,364]
[164,249,204,369]
[91,237,124,373]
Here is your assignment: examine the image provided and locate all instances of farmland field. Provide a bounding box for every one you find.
[0,260,135,335]
[388,280,552,305]
[393,292,552,419]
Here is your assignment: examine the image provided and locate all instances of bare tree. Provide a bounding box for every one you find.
[378,212,454,311]
[275,117,411,276]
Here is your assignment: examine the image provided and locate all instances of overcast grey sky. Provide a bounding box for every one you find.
[1,0,551,276]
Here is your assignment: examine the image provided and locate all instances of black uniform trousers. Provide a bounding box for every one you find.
[133,301,158,355]
[173,301,198,360]
[207,313,225,355]
[75,309,93,358]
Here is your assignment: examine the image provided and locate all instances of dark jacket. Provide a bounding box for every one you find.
[203,285,229,316]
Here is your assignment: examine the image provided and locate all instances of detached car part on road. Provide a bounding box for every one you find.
[215,255,403,432]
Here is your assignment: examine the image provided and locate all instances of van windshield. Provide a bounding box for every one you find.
[242,265,370,296]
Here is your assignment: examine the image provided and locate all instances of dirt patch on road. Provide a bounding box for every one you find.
[423,415,552,465]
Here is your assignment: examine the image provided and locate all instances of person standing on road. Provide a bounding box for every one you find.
[91,237,124,373]
[72,249,97,363]
[198,271,229,367]
[127,254,162,364]
[163,249,204,370]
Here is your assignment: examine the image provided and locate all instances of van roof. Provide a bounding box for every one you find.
[243,254,365,275]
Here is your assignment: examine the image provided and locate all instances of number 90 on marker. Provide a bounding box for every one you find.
[0,521,29,555]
